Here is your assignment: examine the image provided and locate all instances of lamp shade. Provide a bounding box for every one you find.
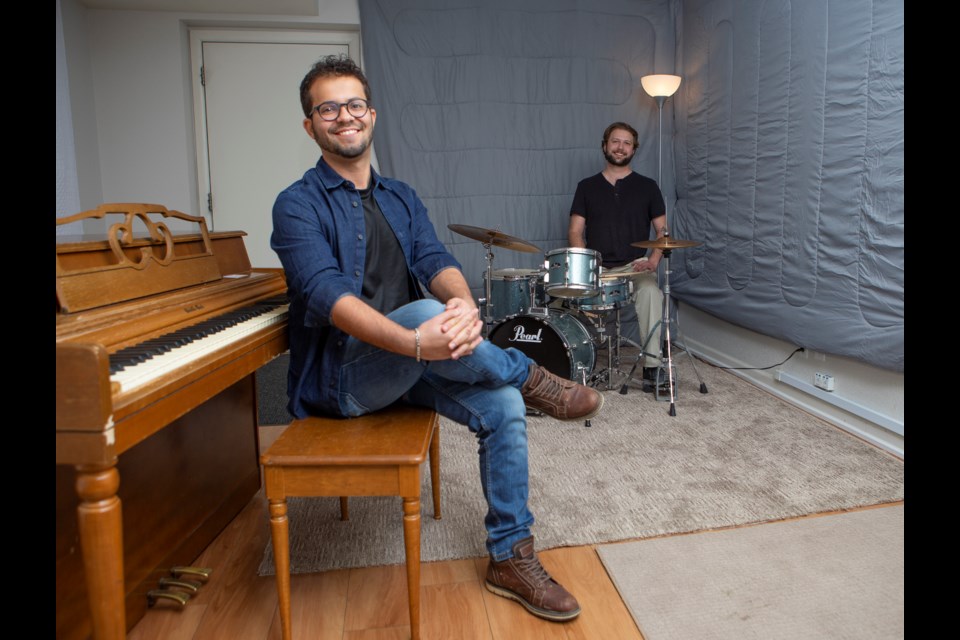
[641,74,682,98]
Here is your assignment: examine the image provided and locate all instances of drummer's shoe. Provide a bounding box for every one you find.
[643,380,671,394]
[642,367,670,393]
[521,365,603,420]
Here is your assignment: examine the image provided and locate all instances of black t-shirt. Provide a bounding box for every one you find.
[569,172,666,268]
[358,186,416,313]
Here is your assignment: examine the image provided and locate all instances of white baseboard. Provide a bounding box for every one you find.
[676,337,904,459]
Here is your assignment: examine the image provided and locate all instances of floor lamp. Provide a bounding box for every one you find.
[637,74,706,414]
[640,74,682,228]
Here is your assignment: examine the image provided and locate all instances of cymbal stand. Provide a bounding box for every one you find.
[613,304,623,374]
[666,297,709,395]
[480,242,495,337]
[602,321,618,389]
[601,305,625,390]
[656,246,680,415]
[651,245,709,415]
[593,309,614,390]
[610,232,710,409]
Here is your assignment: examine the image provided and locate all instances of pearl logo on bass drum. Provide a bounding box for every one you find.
[509,324,543,344]
[488,310,596,382]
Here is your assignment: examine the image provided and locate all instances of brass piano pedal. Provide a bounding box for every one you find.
[147,589,190,608]
[171,565,212,581]
[159,577,202,593]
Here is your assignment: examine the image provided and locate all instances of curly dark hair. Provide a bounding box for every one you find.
[602,121,639,148]
[299,54,373,118]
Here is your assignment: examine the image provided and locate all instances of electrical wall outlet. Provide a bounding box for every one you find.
[814,372,835,391]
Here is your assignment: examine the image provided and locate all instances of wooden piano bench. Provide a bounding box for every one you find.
[260,405,441,640]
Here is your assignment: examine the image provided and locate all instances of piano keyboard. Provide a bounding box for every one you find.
[110,299,288,393]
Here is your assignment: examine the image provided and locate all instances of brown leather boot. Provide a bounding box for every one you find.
[485,536,581,621]
[520,364,603,420]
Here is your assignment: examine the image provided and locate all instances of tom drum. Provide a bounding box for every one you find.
[544,248,601,299]
[572,276,633,311]
[483,268,547,321]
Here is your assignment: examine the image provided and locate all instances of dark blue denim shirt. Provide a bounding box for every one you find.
[271,157,461,418]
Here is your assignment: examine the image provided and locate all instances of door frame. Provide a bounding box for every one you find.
[188,28,362,228]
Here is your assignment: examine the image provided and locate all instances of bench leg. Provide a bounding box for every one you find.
[402,496,421,640]
[429,426,441,520]
[268,499,292,640]
[339,496,350,520]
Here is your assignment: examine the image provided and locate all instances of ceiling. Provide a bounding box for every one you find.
[77,0,321,16]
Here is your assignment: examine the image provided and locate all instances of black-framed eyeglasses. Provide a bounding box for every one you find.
[311,99,370,121]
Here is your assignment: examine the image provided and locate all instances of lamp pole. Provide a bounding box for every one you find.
[654,95,666,210]
[640,75,682,231]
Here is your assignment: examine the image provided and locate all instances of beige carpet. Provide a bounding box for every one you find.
[258,353,903,576]
[597,504,904,640]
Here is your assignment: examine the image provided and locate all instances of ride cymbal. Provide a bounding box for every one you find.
[631,236,702,251]
[448,224,542,253]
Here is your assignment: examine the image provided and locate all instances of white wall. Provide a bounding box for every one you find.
[57,0,361,226]
[57,0,82,235]
[60,0,106,234]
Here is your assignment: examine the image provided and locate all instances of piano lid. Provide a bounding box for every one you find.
[56,203,222,313]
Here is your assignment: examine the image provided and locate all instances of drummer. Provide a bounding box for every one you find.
[568,121,667,385]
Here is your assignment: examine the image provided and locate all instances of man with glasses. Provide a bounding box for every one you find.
[568,122,668,388]
[271,55,601,622]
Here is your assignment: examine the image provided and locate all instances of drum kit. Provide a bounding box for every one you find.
[448,223,708,416]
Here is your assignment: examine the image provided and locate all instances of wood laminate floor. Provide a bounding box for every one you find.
[127,424,644,640]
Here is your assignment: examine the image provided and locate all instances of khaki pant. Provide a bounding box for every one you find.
[601,259,663,369]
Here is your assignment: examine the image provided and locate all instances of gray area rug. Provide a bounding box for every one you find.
[596,505,904,640]
[257,353,903,576]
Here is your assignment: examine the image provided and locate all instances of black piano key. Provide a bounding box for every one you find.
[109,301,284,375]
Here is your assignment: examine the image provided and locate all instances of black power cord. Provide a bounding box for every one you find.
[697,346,806,372]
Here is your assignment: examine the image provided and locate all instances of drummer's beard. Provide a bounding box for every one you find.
[604,148,635,167]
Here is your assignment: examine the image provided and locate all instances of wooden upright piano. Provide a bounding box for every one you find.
[56,204,289,640]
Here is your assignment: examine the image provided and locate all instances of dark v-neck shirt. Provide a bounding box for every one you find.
[569,171,666,268]
[358,185,415,313]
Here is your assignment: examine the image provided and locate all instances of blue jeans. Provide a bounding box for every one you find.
[337,299,536,561]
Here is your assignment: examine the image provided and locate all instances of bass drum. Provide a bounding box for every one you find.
[488,310,596,382]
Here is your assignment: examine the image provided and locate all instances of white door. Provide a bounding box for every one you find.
[190,30,361,268]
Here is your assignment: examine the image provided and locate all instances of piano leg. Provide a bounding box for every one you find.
[76,462,126,640]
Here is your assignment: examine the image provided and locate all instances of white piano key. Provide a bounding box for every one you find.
[112,305,288,393]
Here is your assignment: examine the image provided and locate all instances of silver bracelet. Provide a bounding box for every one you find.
[414,327,421,362]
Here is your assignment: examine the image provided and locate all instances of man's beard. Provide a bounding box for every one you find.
[312,121,373,159]
[604,149,635,167]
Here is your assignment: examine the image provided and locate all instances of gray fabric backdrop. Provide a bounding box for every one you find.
[358,0,677,279]
[669,0,904,372]
[358,0,904,372]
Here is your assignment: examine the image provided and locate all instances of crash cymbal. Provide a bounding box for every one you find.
[631,236,702,251]
[448,224,542,253]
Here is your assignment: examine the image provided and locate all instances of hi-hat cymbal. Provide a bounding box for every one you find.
[631,236,702,251]
[448,224,542,253]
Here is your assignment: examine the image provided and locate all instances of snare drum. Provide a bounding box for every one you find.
[544,248,601,298]
[488,310,596,381]
[573,276,633,311]
[483,269,542,321]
